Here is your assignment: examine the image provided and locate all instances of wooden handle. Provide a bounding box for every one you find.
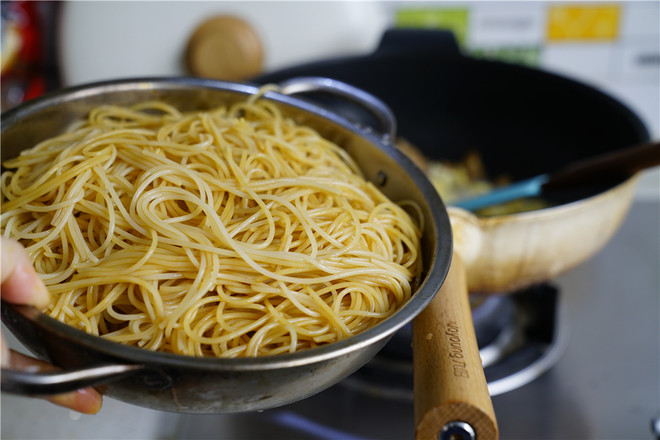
[413,253,498,440]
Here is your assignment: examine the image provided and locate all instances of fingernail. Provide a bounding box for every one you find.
[48,388,103,415]
[0,333,10,368]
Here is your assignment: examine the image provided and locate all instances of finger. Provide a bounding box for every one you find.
[0,237,50,309]
[8,350,103,414]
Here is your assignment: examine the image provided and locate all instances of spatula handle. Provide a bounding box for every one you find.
[413,253,498,440]
[545,140,660,189]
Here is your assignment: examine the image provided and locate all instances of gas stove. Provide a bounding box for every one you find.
[342,283,565,402]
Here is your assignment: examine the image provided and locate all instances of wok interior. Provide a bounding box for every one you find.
[0,78,452,367]
[256,52,650,206]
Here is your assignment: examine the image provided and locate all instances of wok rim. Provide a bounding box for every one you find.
[1,76,452,372]
[469,173,641,224]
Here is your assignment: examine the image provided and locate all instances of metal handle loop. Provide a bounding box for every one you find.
[276,76,397,144]
[1,364,142,396]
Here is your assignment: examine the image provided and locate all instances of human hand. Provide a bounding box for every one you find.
[1,237,103,414]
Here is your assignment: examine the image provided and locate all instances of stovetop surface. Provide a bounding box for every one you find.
[2,200,658,439]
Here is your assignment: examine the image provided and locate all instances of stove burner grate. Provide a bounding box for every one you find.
[341,284,566,399]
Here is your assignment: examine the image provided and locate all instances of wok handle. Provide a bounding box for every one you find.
[412,253,498,440]
[276,76,397,143]
[544,140,660,190]
[375,29,461,57]
[1,364,143,396]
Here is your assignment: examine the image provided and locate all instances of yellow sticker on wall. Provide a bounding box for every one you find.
[547,4,621,41]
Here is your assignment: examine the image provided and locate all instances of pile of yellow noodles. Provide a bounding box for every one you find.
[1,94,422,358]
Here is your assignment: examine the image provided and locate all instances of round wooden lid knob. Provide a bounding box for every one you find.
[186,15,264,81]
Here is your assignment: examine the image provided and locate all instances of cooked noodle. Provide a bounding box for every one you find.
[1,93,422,358]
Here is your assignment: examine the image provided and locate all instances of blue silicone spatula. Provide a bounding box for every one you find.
[453,141,660,211]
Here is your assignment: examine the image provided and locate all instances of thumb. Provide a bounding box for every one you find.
[0,237,50,309]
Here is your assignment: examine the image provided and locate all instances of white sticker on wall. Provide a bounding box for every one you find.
[469,2,545,47]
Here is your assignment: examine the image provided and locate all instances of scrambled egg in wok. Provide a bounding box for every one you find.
[396,139,547,216]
